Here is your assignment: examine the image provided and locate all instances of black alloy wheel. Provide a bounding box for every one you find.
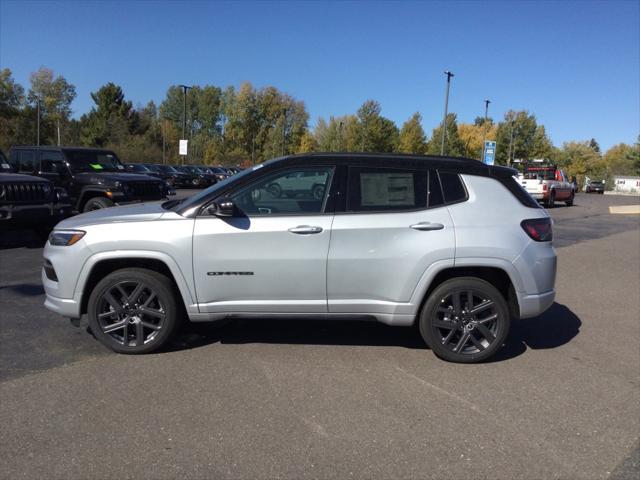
[87,268,181,354]
[83,197,114,212]
[419,277,510,363]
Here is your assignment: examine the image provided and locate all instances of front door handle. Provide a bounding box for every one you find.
[288,225,323,235]
[410,222,445,231]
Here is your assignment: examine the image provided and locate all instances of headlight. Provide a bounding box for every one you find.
[48,230,86,246]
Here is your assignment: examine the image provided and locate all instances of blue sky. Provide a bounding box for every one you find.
[1,0,638,150]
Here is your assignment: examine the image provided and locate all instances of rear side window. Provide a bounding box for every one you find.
[438,171,467,204]
[18,150,36,172]
[347,167,428,212]
[40,150,65,173]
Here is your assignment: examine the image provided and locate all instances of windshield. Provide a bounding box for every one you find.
[524,168,555,181]
[209,167,227,174]
[128,164,151,173]
[63,149,125,173]
[157,165,178,173]
[170,163,264,212]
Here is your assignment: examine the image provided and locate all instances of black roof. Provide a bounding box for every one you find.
[264,153,517,178]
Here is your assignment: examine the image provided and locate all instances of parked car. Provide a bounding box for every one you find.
[200,166,229,182]
[585,181,605,194]
[517,164,574,208]
[42,153,556,363]
[1,150,72,237]
[174,165,211,187]
[8,147,170,212]
[147,164,193,188]
[265,169,329,199]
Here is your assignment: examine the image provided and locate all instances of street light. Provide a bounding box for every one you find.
[179,85,192,164]
[440,71,454,155]
[480,99,491,160]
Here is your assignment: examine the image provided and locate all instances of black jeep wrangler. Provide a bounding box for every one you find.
[0,150,72,235]
[9,147,170,211]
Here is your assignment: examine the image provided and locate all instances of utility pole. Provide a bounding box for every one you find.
[281,108,287,156]
[480,99,491,160]
[440,71,454,155]
[338,121,343,151]
[179,85,192,165]
[36,96,40,147]
[507,114,515,166]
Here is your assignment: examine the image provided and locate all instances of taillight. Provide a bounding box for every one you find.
[521,218,553,242]
[542,183,548,191]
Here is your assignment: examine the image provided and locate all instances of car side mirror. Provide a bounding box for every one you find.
[207,197,235,217]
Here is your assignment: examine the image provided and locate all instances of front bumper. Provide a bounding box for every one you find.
[44,291,81,318]
[0,202,72,227]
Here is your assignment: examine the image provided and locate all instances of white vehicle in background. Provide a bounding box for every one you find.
[267,170,328,199]
[518,163,574,208]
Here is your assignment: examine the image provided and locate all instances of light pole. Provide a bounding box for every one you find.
[36,95,40,147]
[179,85,192,164]
[440,71,454,155]
[480,99,491,160]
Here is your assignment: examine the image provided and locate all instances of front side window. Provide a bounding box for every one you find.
[63,149,125,173]
[40,151,65,173]
[231,167,333,216]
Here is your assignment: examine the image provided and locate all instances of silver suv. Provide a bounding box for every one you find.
[42,154,556,363]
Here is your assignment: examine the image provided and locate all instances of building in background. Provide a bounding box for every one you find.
[612,176,640,194]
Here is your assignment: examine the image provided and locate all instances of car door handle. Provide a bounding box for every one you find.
[410,222,445,231]
[288,225,323,235]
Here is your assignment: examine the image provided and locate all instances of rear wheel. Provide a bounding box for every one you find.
[83,197,114,212]
[419,277,510,363]
[565,191,574,206]
[544,190,556,208]
[87,268,182,354]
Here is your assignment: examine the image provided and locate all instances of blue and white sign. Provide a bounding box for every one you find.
[483,140,496,165]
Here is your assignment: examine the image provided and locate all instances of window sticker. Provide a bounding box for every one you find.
[89,163,104,170]
[360,173,415,206]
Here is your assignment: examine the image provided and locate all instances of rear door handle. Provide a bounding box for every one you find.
[410,222,445,231]
[288,225,323,235]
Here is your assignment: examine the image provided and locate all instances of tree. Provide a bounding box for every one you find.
[80,83,136,146]
[397,112,427,154]
[494,110,547,165]
[353,100,398,152]
[557,141,603,187]
[0,68,24,117]
[603,141,640,177]
[426,113,465,157]
[458,121,497,159]
[27,67,76,145]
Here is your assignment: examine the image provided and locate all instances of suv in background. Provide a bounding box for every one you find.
[518,164,574,208]
[1,150,72,236]
[42,153,556,363]
[585,181,605,194]
[9,147,171,212]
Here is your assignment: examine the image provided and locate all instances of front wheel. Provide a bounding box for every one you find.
[87,268,182,354]
[419,277,510,363]
[83,197,114,212]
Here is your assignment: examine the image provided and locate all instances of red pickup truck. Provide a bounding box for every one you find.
[518,165,574,208]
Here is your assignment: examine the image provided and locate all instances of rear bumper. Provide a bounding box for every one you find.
[517,289,555,319]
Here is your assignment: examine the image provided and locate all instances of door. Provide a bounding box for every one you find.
[193,166,335,314]
[39,150,68,189]
[327,167,455,314]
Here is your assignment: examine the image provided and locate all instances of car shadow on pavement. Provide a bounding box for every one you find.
[491,302,581,362]
[0,283,45,296]
[168,302,581,361]
[0,230,47,250]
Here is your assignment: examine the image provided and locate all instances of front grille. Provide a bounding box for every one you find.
[0,183,51,203]
[127,182,163,198]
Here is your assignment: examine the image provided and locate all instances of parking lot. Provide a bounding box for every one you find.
[0,192,638,479]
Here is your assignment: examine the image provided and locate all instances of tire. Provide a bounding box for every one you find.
[267,183,282,198]
[87,268,182,354]
[82,196,114,212]
[545,191,556,209]
[418,277,510,363]
[312,184,325,200]
[565,192,574,206]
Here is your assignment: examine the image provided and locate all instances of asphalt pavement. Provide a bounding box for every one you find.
[0,193,638,479]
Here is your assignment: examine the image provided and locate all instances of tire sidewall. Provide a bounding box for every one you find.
[419,277,510,363]
[83,197,114,212]
[87,269,179,354]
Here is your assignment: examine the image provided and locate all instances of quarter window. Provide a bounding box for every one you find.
[438,172,467,204]
[230,167,333,216]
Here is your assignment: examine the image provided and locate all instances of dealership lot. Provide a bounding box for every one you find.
[0,193,638,479]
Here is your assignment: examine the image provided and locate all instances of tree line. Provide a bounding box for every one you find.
[1,67,638,187]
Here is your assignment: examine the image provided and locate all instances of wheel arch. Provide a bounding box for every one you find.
[77,253,196,316]
[77,187,111,211]
[414,265,520,320]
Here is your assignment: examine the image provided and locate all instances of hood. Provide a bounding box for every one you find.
[74,172,160,185]
[55,202,167,229]
[0,173,52,184]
